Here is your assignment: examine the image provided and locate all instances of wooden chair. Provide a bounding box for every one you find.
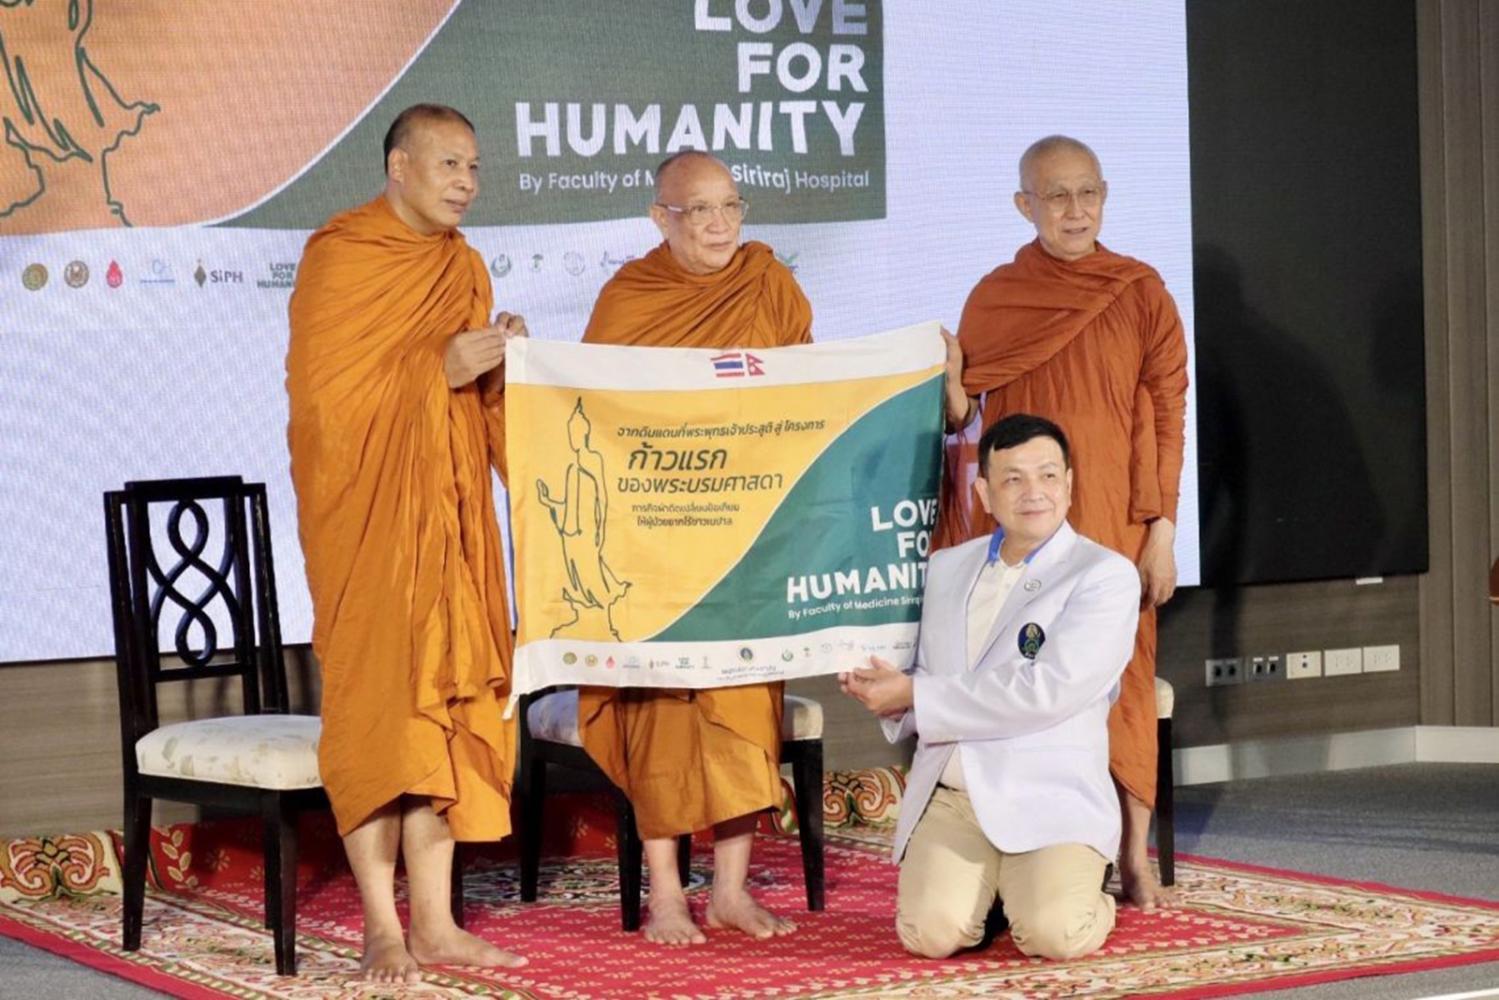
[516,687,825,929]
[105,476,464,974]
[1155,676,1176,886]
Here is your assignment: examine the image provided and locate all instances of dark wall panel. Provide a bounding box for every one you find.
[1190,0,1427,585]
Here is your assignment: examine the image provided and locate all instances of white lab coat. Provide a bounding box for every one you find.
[884,522,1140,862]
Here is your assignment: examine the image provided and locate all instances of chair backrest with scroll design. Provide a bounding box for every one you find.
[103,476,288,782]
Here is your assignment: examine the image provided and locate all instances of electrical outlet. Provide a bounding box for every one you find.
[1324,647,1363,676]
[1286,651,1322,679]
[1363,644,1400,672]
[1205,657,1244,686]
[1249,654,1283,682]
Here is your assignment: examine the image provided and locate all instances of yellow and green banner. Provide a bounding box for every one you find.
[506,322,944,695]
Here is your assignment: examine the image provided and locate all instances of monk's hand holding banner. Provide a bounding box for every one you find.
[506,322,945,697]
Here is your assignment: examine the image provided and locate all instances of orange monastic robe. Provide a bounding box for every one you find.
[286,196,515,840]
[578,241,813,839]
[945,240,1189,807]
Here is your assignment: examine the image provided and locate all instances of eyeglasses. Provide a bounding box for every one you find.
[656,199,750,226]
[1022,184,1106,213]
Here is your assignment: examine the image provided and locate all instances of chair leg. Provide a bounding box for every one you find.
[262,818,276,928]
[122,791,150,951]
[520,759,547,903]
[264,797,298,976]
[675,834,691,888]
[617,796,643,932]
[790,741,826,911]
[450,844,465,928]
[1156,717,1176,887]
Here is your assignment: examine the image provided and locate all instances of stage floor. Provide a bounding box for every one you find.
[3,762,1497,999]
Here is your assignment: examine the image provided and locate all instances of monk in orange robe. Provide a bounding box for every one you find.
[939,135,1189,910]
[286,104,527,983]
[578,151,811,946]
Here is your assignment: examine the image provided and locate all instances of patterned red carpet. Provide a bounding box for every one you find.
[3,780,1499,998]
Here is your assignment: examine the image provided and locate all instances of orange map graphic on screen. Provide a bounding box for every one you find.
[0,0,453,235]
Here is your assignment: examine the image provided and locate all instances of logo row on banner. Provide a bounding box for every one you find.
[14,260,288,292]
[12,251,802,292]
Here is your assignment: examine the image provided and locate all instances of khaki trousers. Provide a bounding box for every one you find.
[897,786,1115,960]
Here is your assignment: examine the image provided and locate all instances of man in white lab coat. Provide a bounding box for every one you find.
[841,413,1140,960]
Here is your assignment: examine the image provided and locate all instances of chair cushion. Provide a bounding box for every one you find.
[528,690,583,746]
[135,715,322,790]
[1155,676,1175,719]
[528,690,825,745]
[783,694,823,741]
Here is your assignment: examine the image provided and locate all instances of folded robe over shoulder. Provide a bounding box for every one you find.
[577,241,812,839]
[286,196,515,840]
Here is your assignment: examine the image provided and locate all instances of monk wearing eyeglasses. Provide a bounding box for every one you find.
[938,135,1190,911]
[576,151,810,946]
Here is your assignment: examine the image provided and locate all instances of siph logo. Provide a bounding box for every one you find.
[106,261,123,288]
[64,260,89,288]
[209,265,243,285]
[711,351,765,378]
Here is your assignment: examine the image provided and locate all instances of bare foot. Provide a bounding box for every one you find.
[705,890,796,940]
[1119,859,1177,912]
[644,894,706,946]
[360,933,422,985]
[409,923,527,969]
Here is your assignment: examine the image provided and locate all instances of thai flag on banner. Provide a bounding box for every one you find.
[711,352,765,378]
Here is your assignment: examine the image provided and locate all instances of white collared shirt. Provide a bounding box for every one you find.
[938,556,1026,790]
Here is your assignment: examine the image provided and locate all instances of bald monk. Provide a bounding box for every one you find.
[286,104,528,983]
[939,135,1189,910]
[578,151,810,946]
